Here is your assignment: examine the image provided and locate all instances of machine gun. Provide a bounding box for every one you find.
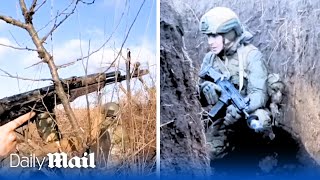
[0,68,149,126]
[199,66,259,128]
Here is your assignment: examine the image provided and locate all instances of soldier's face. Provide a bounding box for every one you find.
[207,34,223,54]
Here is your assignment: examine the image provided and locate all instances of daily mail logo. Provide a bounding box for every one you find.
[10,152,96,170]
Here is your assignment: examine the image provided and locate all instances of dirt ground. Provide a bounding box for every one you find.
[160,0,320,176]
[160,1,210,176]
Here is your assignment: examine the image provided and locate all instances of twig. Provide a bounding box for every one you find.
[36,10,65,35]
[84,40,92,144]
[280,57,291,65]
[103,0,146,73]
[267,31,282,64]
[41,1,79,43]
[57,0,146,71]
[24,60,45,69]
[126,138,155,160]
[244,16,255,25]
[56,7,126,69]
[160,120,174,128]
[79,0,95,5]
[311,60,316,70]
[0,43,37,51]
[34,0,47,13]
[0,14,28,29]
[184,3,199,24]
[29,0,38,13]
[119,83,128,95]
[0,68,52,81]
[9,31,22,47]
[19,0,28,19]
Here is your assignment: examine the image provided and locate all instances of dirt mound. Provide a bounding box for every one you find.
[160,0,210,176]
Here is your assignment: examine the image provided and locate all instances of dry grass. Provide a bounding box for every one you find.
[57,87,156,175]
[109,87,156,174]
[14,81,156,177]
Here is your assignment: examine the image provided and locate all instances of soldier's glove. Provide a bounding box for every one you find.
[224,104,242,126]
[248,109,275,140]
[249,109,272,130]
[200,81,221,105]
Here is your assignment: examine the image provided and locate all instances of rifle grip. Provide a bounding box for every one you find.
[208,101,225,118]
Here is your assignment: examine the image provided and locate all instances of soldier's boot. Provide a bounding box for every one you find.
[35,112,62,150]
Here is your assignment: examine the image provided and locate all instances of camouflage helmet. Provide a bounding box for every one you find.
[199,7,243,36]
[102,102,120,118]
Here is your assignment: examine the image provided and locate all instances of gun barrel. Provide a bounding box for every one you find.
[106,71,119,78]
[0,69,149,125]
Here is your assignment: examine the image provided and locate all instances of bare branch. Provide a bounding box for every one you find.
[56,0,145,70]
[91,47,128,72]
[56,61,77,69]
[56,1,128,69]
[0,74,51,82]
[19,0,28,17]
[34,0,47,13]
[16,72,21,92]
[0,68,52,81]
[29,0,38,13]
[0,43,37,51]
[36,11,59,37]
[41,1,79,43]
[20,0,34,24]
[36,1,74,35]
[9,31,22,47]
[103,0,146,73]
[0,15,27,29]
[25,60,45,69]
[79,0,95,5]
[111,47,128,63]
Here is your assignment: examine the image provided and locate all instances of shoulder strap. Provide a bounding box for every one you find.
[237,44,257,92]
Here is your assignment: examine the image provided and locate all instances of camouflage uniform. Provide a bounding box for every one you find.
[91,102,119,167]
[35,112,61,143]
[198,7,284,160]
[35,102,121,149]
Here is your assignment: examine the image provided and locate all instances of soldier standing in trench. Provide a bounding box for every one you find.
[198,7,284,160]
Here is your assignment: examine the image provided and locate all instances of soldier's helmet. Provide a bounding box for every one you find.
[199,7,243,36]
[102,102,120,119]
